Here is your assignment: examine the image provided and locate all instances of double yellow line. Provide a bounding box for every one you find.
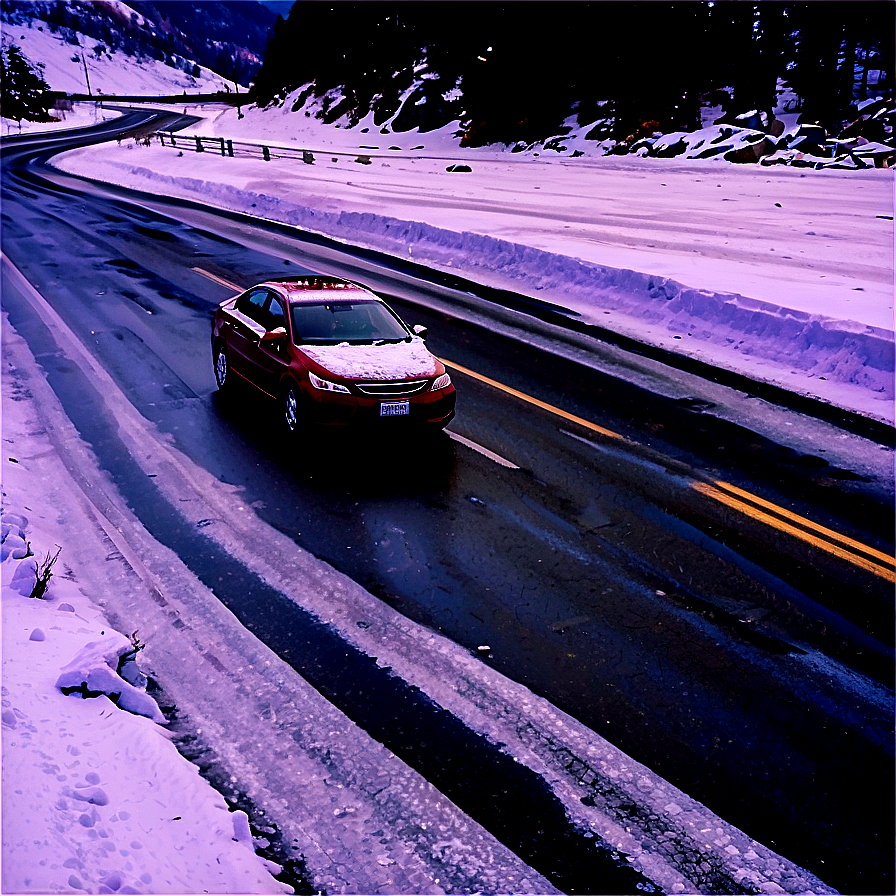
[443,358,895,583]
[692,481,894,582]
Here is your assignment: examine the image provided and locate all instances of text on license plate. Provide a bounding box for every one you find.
[380,401,410,417]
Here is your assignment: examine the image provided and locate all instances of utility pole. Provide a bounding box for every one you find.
[76,37,92,97]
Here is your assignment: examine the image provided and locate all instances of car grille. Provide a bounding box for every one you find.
[355,379,429,397]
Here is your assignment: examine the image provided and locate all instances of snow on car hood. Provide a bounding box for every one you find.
[301,338,439,380]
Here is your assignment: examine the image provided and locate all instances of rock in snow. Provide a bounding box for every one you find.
[55,632,166,723]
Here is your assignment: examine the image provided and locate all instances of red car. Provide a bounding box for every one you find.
[211,277,456,431]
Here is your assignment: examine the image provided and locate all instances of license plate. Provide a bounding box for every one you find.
[380,401,410,417]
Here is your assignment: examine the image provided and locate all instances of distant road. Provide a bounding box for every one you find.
[2,115,893,894]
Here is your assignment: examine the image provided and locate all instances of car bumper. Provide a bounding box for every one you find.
[305,388,456,427]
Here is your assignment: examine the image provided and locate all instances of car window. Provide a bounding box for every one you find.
[290,301,409,345]
[235,289,270,327]
[267,298,286,332]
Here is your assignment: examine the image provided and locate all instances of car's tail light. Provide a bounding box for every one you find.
[430,373,452,392]
[309,371,351,394]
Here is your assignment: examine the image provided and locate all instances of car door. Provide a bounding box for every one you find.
[243,294,292,398]
[226,288,270,379]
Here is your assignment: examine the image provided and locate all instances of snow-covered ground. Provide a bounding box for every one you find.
[49,95,895,424]
[1,356,290,895]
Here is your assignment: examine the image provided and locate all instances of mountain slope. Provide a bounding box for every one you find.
[0,0,276,88]
[250,2,894,153]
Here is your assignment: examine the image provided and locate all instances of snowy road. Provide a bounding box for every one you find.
[2,118,893,894]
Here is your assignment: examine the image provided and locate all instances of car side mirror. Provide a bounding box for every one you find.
[261,326,288,343]
[412,324,428,340]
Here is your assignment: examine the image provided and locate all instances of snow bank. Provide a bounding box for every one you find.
[1,101,120,137]
[55,631,166,723]
[1,378,290,894]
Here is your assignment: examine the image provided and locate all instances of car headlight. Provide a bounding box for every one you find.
[430,373,452,391]
[309,371,351,394]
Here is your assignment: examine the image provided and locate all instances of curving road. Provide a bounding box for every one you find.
[2,113,893,894]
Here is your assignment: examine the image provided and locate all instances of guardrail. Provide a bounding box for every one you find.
[151,130,480,172]
[154,130,392,166]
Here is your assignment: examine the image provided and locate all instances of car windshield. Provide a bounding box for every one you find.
[290,301,410,345]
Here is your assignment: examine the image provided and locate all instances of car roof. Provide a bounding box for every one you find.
[258,277,379,304]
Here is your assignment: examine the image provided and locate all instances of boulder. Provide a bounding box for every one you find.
[734,110,768,131]
[724,137,777,163]
[793,123,827,143]
[652,137,687,158]
[693,144,732,159]
[856,97,889,116]
[787,135,828,156]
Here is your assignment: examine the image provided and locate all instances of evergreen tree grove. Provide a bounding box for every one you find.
[249,2,893,148]
[0,44,52,122]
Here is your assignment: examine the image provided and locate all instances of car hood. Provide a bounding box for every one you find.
[301,338,439,381]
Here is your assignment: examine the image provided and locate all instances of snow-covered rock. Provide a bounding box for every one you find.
[55,632,165,723]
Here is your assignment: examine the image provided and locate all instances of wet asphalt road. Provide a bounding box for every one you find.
[2,117,894,893]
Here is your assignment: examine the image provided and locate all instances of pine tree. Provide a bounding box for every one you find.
[0,44,51,123]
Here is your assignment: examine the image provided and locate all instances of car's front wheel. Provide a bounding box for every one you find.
[283,382,301,435]
[213,343,230,391]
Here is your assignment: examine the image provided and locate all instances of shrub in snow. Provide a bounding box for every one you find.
[29,544,61,599]
[117,631,148,688]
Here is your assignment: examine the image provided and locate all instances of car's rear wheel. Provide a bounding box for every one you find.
[213,343,230,391]
[283,383,301,435]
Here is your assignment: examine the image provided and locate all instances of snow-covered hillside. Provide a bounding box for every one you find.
[0,16,230,97]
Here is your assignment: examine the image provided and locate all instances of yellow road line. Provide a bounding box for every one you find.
[442,356,894,581]
[692,483,895,582]
[192,267,243,292]
[713,480,895,568]
[441,358,627,442]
